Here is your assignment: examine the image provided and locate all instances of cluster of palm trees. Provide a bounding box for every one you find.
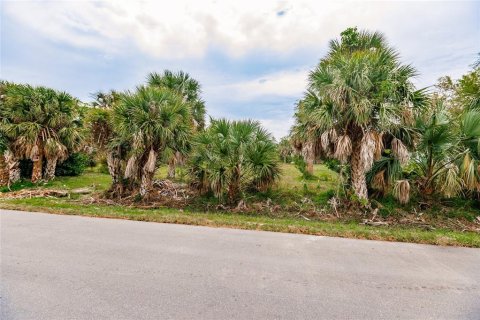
[290,28,480,204]
[2,28,478,207]
[0,82,83,186]
[86,71,280,200]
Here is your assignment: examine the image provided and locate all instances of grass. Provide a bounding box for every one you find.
[1,197,479,247]
[1,164,479,248]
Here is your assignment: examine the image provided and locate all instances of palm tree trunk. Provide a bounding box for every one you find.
[227,165,241,203]
[167,156,175,179]
[4,150,20,185]
[107,149,122,184]
[139,149,158,197]
[31,141,44,183]
[303,141,314,175]
[0,154,9,186]
[350,141,368,200]
[44,156,58,181]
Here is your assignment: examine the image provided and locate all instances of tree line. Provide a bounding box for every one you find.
[1,27,479,207]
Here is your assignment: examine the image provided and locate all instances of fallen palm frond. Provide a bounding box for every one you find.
[0,189,69,199]
[334,135,352,163]
[393,179,410,204]
[391,138,409,165]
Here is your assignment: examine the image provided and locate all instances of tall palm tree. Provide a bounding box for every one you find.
[306,27,425,200]
[113,86,192,197]
[189,119,280,203]
[147,70,206,178]
[0,83,83,182]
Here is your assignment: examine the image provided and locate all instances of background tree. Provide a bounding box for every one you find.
[290,92,323,174]
[277,137,294,163]
[303,27,425,200]
[147,70,206,178]
[189,119,280,203]
[87,90,128,195]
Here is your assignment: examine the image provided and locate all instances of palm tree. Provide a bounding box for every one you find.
[189,119,280,203]
[87,90,126,192]
[290,91,325,174]
[113,86,192,197]
[305,27,425,200]
[0,83,83,182]
[147,70,206,178]
[277,137,294,163]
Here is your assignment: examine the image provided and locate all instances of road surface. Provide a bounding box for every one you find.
[1,209,479,319]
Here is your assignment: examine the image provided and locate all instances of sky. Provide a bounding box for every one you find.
[1,0,479,140]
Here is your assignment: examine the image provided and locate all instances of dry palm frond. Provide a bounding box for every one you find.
[292,139,303,152]
[401,106,414,125]
[393,179,410,204]
[44,139,68,162]
[360,131,376,171]
[320,131,330,151]
[371,170,386,191]
[440,164,462,198]
[29,144,39,161]
[144,149,157,173]
[391,138,409,165]
[328,128,338,143]
[461,153,477,191]
[334,135,352,163]
[124,155,138,178]
[373,131,384,160]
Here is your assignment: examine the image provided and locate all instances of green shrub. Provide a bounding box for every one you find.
[55,153,90,176]
[323,158,342,173]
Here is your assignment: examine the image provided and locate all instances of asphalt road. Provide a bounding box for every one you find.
[1,209,479,320]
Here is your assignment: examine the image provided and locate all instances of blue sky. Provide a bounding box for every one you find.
[1,0,479,139]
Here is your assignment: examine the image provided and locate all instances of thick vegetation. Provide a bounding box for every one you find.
[189,119,280,203]
[290,27,480,206]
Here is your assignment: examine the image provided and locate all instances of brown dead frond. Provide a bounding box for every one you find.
[124,155,138,178]
[372,170,386,192]
[393,179,410,204]
[334,135,352,163]
[391,138,409,165]
[373,131,384,160]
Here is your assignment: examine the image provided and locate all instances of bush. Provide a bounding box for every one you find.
[55,153,90,176]
[323,158,342,173]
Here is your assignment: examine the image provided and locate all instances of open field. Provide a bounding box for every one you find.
[1,164,479,247]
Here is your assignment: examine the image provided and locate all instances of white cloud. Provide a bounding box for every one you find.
[5,0,477,62]
[259,118,295,141]
[207,69,309,101]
